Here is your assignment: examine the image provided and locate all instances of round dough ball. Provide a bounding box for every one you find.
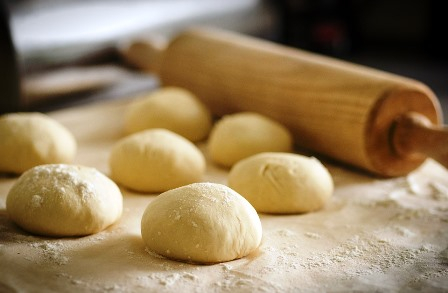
[6,164,123,237]
[109,129,206,193]
[141,182,262,264]
[124,87,212,142]
[0,112,77,174]
[228,152,333,214]
[207,112,293,167]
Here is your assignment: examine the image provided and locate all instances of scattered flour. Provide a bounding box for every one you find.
[1,155,447,292]
[430,182,448,201]
[393,226,415,237]
[144,247,166,260]
[441,247,448,260]
[30,195,43,208]
[404,174,448,201]
[300,233,433,276]
[29,241,69,265]
[136,271,199,288]
[214,270,281,293]
[304,232,321,239]
[276,229,295,237]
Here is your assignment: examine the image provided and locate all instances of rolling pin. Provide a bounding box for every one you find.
[121,27,447,177]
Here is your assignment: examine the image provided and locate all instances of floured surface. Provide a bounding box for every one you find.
[1,99,447,293]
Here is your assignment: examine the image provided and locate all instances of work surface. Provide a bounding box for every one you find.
[1,98,448,292]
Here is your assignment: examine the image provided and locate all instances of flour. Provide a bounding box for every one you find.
[29,241,69,265]
[392,226,415,237]
[144,247,165,260]
[441,247,448,260]
[393,207,444,221]
[430,181,448,201]
[161,274,181,286]
[215,277,255,292]
[214,270,280,293]
[30,195,43,208]
[276,229,295,237]
[304,232,321,239]
[404,173,448,200]
[221,263,233,271]
[1,148,448,293]
[17,165,110,207]
[137,271,199,288]
[56,272,125,292]
[300,233,434,279]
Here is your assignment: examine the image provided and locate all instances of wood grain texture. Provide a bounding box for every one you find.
[155,27,442,176]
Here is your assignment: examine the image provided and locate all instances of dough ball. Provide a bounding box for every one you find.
[124,87,212,142]
[109,129,206,193]
[141,182,262,264]
[6,164,123,237]
[207,112,293,167]
[0,112,77,174]
[228,152,333,214]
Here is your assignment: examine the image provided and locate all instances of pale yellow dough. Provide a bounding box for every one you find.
[0,112,77,174]
[109,129,206,193]
[6,164,123,237]
[207,112,293,167]
[141,182,262,264]
[124,87,212,142]
[228,152,333,214]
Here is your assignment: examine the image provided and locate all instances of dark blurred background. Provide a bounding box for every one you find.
[277,0,446,59]
[1,0,447,120]
[276,0,448,120]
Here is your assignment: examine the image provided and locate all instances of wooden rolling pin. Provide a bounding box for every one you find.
[121,27,447,177]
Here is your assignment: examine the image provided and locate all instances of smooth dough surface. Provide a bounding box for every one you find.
[0,112,77,174]
[228,152,333,214]
[109,129,206,193]
[141,182,262,264]
[207,112,293,167]
[6,164,123,237]
[124,87,212,142]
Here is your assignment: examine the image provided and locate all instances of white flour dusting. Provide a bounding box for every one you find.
[304,232,321,239]
[300,234,433,275]
[29,241,69,265]
[1,158,448,292]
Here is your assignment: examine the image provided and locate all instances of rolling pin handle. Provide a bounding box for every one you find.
[119,36,167,73]
[392,112,448,169]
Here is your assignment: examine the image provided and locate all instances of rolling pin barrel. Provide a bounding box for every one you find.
[122,27,445,177]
